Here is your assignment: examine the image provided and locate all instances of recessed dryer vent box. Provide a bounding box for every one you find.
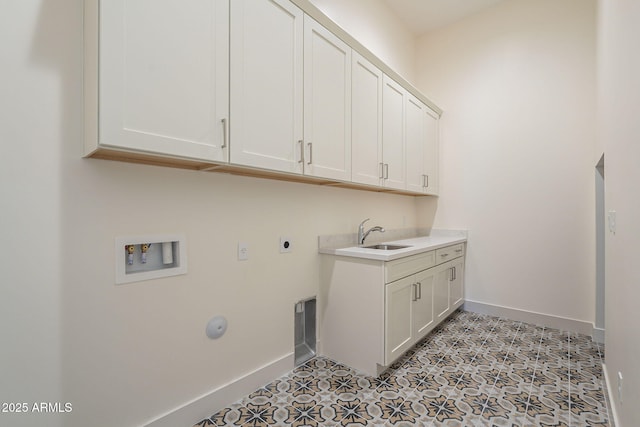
[115,234,187,285]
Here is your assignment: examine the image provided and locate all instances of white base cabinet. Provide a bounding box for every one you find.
[384,265,437,364]
[321,243,465,377]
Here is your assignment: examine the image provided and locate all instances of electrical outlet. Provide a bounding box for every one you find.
[280,237,292,253]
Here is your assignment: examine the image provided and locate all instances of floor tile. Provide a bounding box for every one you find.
[194,310,610,427]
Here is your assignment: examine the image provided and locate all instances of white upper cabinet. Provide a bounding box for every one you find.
[382,76,407,190]
[423,108,440,195]
[405,94,427,193]
[230,0,304,173]
[86,0,441,195]
[303,16,352,181]
[406,94,440,195]
[351,52,383,187]
[96,0,229,162]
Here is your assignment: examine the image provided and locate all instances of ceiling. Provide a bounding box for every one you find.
[382,0,507,35]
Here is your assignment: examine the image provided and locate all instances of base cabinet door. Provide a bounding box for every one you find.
[412,268,435,340]
[449,257,465,310]
[434,261,452,323]
[384,276,414,364]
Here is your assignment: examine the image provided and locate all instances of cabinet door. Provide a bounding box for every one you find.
[434,261,452,323]
[423,108,439,195]
[385,276,414,364]
[99,0,229,161]
[449,257,465,310]
[405,94,427,193]
[230,0,303,173]
[382,76,406,190]
[303,16,352,181]
[351,52,383,186]
[413,268,435,340]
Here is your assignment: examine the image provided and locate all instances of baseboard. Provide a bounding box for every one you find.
[593,327,605,344]
[143,352,294,427]
[463,300,594,336]
[602,363,620,427]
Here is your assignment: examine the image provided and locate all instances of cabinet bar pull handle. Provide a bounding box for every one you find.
[417,281,422,300]
[413,283,418,301]
[422,174,429,188]
[453,266,457,280]
[441,253,449,258]
[455,249,463,253]
[298,140,304,164]
[450,267,454,281]
[384,163,389,179]
[379,162,384,179]
[221,118,228,149]
[307,142,313,165]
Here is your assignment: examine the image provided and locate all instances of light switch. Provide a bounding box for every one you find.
[608,210,617,234]
[238,242,249,261]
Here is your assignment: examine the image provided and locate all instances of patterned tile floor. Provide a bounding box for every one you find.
[195,310,610,426]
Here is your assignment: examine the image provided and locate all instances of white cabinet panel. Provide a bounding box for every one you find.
[449,258,465,309]
[434,262,452,323]
[413,268,436,339]
[98,0,229,161]
[382,76,406,190]
[424,108,439,194]
[385,276,414,364]
[351,52,383,186]
[303,16,352,181]
[230,0,304,173]
[434,256,465,322]
[406,95,439,195]
[405,94,427,193]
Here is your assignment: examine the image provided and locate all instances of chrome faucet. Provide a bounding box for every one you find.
[358,218,385,246]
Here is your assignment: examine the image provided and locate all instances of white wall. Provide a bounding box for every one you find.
[0,1,423,426]
[308,0,416,83]
[415,0,597,324]
[0,2,69,426]
[598,0,640,425]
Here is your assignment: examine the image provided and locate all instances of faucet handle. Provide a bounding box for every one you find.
[359,218,370,228]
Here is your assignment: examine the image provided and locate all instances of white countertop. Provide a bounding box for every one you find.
[318,229,467,261]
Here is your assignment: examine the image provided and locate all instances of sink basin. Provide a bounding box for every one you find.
[363,244,411,250]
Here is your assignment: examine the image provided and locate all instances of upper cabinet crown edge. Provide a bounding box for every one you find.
[290,0,441,116]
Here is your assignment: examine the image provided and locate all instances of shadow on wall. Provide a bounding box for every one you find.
[416,196,438,231]
[30,0,82,425]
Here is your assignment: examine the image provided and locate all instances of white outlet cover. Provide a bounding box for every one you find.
[238,242,249,261]
[280,237,292,253]
[608,210,617,233]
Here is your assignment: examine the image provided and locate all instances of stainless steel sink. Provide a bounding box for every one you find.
[363,244,411,250]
